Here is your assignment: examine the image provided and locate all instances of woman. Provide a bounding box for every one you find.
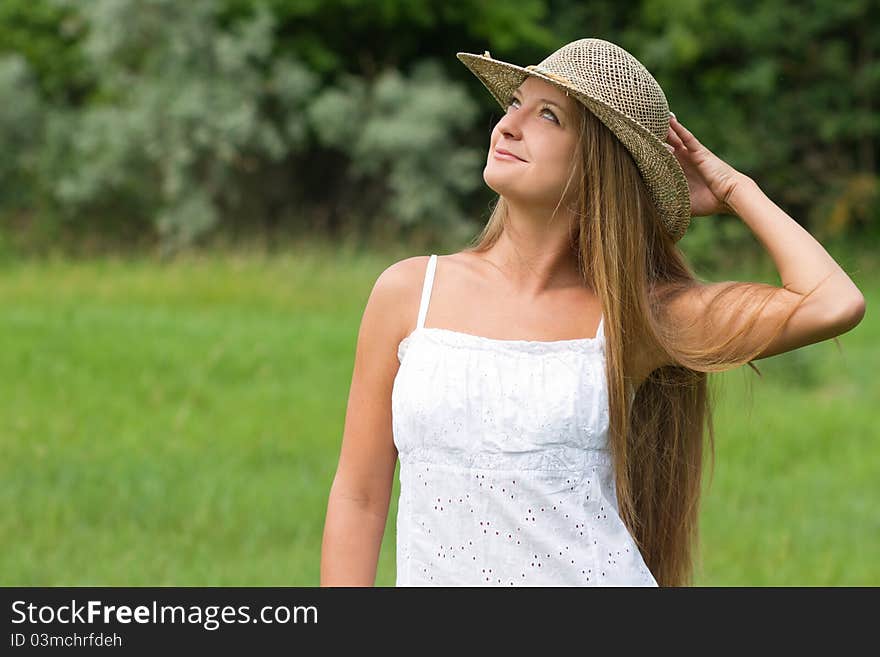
[320,39,865,587]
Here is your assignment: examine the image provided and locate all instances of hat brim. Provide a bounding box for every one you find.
[456,51,691,242]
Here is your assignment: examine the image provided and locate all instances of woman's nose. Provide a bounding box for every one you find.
[495,107,523,138]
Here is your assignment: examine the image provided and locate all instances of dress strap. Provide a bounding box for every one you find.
[596,313,605,341]
[416,254,438,330]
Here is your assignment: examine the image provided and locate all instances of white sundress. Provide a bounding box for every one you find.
[391,254,658,587]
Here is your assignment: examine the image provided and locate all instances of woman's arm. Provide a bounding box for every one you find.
[726,177,864,310]
[321,487,391,586]
[320,259,416,586]
[667,112,864,313]
[650,115,866,368]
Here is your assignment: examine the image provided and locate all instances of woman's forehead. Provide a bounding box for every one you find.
[516,76,576,108]
[517,76,566,98]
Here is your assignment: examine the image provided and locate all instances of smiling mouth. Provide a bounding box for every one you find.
[494,149,526,162]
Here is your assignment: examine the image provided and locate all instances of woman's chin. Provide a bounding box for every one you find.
[483,169,521,195]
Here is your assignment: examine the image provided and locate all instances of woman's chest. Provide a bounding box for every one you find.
[392,334,611,457]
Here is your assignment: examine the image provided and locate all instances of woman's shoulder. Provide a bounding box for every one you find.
[374,251,429,289]
[378,254,432,283]
[379,252,476,289]
[371,254,441,340]
[375,252,481,335]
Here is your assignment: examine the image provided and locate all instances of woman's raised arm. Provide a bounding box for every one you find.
[654,114,865,367]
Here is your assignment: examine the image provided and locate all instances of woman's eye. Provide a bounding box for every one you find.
[541,107,559,123]
[507,97,558,123]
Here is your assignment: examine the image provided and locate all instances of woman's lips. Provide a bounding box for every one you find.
[494,148,526,162]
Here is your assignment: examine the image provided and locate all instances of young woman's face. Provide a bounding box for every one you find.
[483,76,581,209]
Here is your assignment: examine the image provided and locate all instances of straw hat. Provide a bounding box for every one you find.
[457,38,692,243]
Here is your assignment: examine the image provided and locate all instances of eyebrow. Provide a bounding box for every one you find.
[511,91,568,116]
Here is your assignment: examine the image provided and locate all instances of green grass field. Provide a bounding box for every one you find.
[1,243,876,585]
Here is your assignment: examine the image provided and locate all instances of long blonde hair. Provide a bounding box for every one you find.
[462,102,830,586]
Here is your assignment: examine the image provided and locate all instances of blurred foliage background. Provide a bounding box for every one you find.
[0,0,876,585]
[0,0,877,259]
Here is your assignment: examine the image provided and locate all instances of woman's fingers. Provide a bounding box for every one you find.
[670,113,701,150]
[666,123,685,151]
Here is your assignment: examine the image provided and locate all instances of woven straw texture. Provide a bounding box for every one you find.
[457,38,692,242]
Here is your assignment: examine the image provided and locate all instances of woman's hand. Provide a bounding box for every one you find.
[665,112,750,218]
